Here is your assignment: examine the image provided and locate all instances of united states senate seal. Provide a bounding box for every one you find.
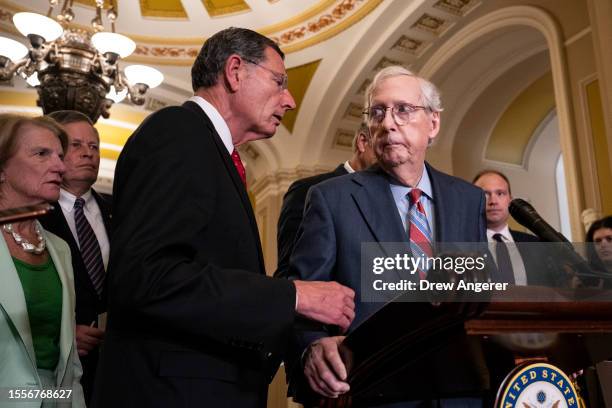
[496,362,581,408]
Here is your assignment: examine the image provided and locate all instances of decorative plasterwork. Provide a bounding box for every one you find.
[74,0,117,10]
[271,0,369,48]
[0,0,384,65]
[433,0,478,17]
[343,102,363,121]
[412,13,449,36]
[374,57,402,71]
[333,129,355,149]
[133,45,199,60]
[392,35,426,56]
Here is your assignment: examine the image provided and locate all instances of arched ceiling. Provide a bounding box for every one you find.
[0,0,383,63]
[0,0,593,193]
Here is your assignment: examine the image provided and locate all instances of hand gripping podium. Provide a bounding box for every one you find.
[314,286,612,408]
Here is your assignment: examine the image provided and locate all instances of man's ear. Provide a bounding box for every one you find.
[356,133,368,153]
[224,54,245,92]
[428,111,440,142]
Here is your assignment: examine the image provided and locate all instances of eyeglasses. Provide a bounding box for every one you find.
[363,103,428,126]
[243,58,288,90]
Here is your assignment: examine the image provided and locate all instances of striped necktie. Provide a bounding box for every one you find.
[74,197,105,297]
[231,149,246,187]
[408,188,433,279]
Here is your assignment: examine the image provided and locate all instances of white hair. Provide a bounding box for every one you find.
[364,65,443,113]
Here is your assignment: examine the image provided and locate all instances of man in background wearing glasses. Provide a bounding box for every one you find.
[286,66,488,407]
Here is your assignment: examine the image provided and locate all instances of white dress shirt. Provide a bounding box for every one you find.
[188,95,234,154]
[388,167,436,240]
[487,225,528,285]
[59,189,110,270]
[343,160,355,174]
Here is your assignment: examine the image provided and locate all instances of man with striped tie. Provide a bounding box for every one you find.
[40,110,111,404]
[286,66,487,407]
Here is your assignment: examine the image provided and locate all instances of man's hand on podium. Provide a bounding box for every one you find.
[303,336,349,398]
[294,281,355,332]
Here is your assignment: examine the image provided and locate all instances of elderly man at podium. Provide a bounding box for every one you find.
[286,66,488,407]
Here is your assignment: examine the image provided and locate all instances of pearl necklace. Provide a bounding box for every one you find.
[2,221,46,255]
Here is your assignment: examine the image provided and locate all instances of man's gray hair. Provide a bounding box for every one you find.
[351,121,371,152]
[364,65,443,113]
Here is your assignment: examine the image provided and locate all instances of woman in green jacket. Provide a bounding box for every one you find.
[0,114,85,407]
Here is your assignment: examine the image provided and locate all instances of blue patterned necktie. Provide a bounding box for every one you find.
[408,188,433,279]
[74,197,105,297]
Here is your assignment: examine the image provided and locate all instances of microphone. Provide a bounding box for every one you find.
[509,199,604,282]
[509,199,569,243]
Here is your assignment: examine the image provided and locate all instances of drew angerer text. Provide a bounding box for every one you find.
[372,279,508,292]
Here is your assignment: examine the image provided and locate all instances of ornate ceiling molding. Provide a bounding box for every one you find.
[0,0,383,64]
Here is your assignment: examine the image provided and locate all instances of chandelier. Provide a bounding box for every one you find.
[0,0,163,123]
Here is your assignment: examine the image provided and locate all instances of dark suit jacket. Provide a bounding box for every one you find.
[92,101,296,408]
[509,229,558,286]
[275,164,348,278]
[39,189,111,403]
[287,164,487,402]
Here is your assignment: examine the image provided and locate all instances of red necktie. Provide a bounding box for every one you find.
[231,149,246,187]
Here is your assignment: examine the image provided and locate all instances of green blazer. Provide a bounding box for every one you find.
[0,228,85,407]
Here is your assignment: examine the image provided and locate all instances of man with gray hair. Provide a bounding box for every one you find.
[275,121,376,279]
[286,66,487,406]
[93,27,355,408]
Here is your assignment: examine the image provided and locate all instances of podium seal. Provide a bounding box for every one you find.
[496,362,580,407]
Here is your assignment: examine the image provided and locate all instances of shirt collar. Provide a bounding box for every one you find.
[487,224,514,242]
[344,160,355,174]
[189,95,234,154]
[59,188,93,213]
[388,165,434,202]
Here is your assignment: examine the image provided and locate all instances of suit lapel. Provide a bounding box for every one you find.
[45,201,101,299]
[182,101,265,273]
[0,236,37,372]
[46,202,79,251]
[92,189,112,236]
[45,233,74,386]
[427,163,453,243]
[351,168,408,245]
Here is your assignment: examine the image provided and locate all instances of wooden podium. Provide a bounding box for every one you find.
[313,286,612,407]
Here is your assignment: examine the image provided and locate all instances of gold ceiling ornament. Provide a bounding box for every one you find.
[282,59,321,133]
[0,0,164,123]
[202,0,250,18]
[272,0,363,46]
[139,0,188,19]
